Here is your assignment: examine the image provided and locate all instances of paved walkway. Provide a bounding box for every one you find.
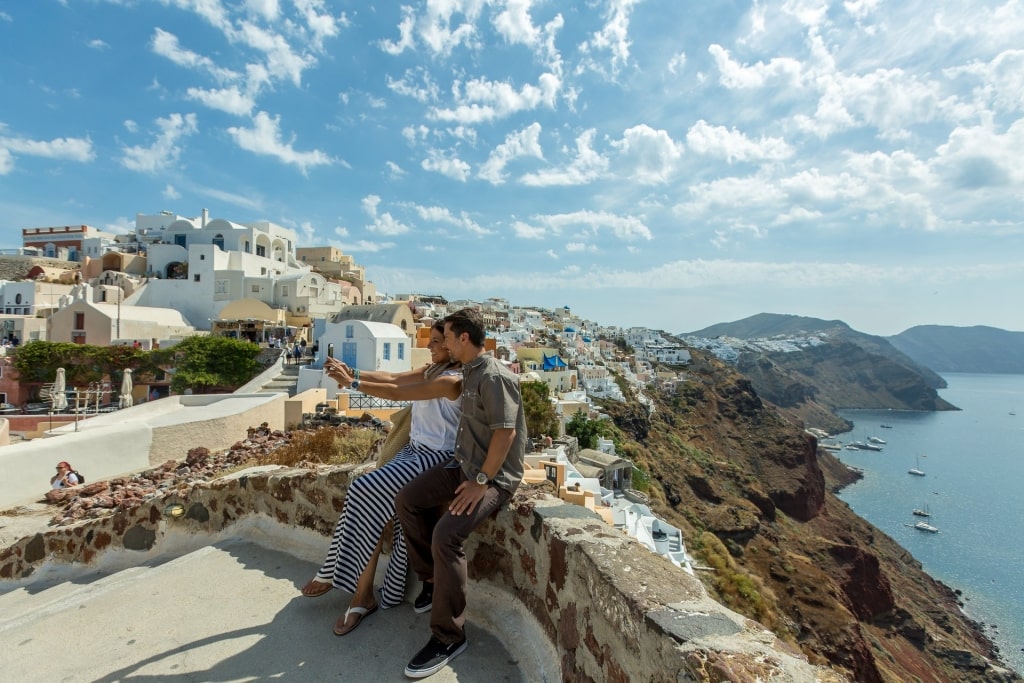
[0,520,554,682]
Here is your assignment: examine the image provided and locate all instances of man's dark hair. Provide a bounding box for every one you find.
[443,308,486,347]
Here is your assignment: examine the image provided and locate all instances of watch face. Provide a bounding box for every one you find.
[476,472,488,485]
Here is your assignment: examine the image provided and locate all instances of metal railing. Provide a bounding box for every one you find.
[346,394,410,410]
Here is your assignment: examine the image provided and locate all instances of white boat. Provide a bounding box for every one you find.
[868,436,886,444]
[908,455,926,477]
[913,521,939,533]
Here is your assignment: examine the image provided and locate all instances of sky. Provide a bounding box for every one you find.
[2,1,1024,337]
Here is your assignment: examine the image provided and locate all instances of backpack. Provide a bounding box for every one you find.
[72,471,85,485]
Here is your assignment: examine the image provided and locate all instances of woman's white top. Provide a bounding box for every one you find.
[409,368,462,452]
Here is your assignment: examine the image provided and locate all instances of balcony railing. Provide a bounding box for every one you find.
[347,394,409,411]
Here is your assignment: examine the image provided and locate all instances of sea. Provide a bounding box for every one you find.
[833,373,1024,675]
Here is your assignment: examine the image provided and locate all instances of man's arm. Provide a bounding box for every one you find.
[449,427,515,516]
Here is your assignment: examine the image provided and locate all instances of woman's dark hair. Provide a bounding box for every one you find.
[443,308,485,347]
[423,320,460,380]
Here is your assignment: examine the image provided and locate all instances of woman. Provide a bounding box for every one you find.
[50,461,80,489]
[301,322,462,636]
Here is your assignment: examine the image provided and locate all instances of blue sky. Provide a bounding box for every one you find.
[2,0,1024,337]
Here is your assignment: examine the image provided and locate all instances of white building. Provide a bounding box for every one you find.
[123,211,342,332]
[295,320,412,398]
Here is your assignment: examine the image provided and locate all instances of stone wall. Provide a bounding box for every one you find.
[0,466,847,682]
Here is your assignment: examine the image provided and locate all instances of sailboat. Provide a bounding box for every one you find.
[913,520,940,533]
[912,504,931,517]
[908,455,926,476]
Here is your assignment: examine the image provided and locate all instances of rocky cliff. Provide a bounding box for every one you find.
[605,350,1018,682]
[735,340,958,434]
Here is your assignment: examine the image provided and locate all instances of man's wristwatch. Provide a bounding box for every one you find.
[475,471,490,486]
[350,379,360,390]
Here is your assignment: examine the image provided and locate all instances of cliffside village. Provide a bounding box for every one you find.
[0,209,699,572]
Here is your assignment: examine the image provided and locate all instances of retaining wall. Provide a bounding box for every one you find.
[0,465,846,682]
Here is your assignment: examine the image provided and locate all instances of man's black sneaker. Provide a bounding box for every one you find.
[404,635,467,678]
[413,582,433,614]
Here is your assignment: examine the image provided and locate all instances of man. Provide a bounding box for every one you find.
[395,308,527,679]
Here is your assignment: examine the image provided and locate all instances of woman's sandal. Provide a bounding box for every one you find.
[301,579,332,597]
[333,603,378,636]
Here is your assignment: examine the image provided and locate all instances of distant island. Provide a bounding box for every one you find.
[887,325,1024,374]
[677,313,968,433]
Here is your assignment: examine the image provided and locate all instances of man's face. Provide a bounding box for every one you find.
[443,323,464,361]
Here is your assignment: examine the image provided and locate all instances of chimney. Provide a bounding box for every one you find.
[201,208,209,227]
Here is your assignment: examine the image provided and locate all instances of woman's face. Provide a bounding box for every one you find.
[428,329,451,364]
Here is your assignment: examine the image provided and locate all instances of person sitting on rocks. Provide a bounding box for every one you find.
[300,322,463,638]
[50,461,80,489]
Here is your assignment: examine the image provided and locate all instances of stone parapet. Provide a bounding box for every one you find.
[0,466,847,682]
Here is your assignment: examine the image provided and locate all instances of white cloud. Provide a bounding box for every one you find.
[296,219,316,243]
[686,120,792,163]
[479,122,544,184]
[120,113,198,173]
[379,6,417,55]
[334,238,396,253]
[0,131,95,173]
[492,0,540,46]
[933,119,1024,188]
[578,0,642,76]
[195,184,265,212]
[947,49,1024,115]
[186,86,256,115]
[611,124,684,183]
[87,39,109,50]
[430,73,561,124]
[512,220,547,239]
[386,67,440,103]
[362,194,381,217]
[520,129,607,186]
[360,194,409,235]
[843,0,881,20]
[386,161,406,179]
[292,0,345,49]
[676,173,787,216]
[516,209,652,241]
[246,0,280,22]
[667,52,686,75]
[414,204,491,235]
[150,28,239,83]
[366,213,410,236]
[0,148,13,175]
[235,21,313,86]
[227,111,332,172]
[163,184,181,200]
[104,217,135,234]
[417,0,484,57]
[421,150,471,181]
[708,44,803,89]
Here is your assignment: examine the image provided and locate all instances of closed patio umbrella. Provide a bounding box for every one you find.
[120,369,134,408]
[52,368,68,412]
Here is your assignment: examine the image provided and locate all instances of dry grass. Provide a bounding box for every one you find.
[258,425,382,468]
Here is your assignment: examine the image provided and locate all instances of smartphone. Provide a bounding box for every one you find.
[327,343,334,359]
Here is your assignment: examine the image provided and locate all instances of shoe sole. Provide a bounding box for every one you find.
[333,604,378,636]
[412,601,432,614]
[403,640,467,679]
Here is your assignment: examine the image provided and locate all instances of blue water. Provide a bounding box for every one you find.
[834,373,1024,674]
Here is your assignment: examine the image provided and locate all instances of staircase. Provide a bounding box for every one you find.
[258,362,301,397]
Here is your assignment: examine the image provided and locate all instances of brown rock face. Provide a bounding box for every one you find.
[599,349,1018,683]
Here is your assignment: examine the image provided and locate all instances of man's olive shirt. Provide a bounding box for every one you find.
[452,353,527,494]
